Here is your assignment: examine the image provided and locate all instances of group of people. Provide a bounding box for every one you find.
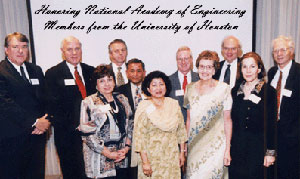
[0,32,299,179]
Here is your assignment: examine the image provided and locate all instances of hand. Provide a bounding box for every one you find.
[223,149,231,166]
[264,156,276,167]
[142,161,152,177]
[35,114,50,132]
[115,147,129,162]
[102,147,119,160]
[179,151,185,168]
[31,128,44,135]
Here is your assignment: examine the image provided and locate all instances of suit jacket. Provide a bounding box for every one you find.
[267,60,300,150]
[169,70,199,122]
[116,82,135,114]
[214,58,242,86]
[45,61,95,132]
[0,58,46,140]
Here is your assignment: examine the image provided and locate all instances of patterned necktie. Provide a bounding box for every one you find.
[20,65,29,83]
[134,87,142,110]
[276,71,283,121]
[224,64,231,85]
[74,66,86,99]
[182,75,188,93]
[116,66,125,86]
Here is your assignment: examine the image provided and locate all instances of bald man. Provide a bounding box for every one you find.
[45,36,95,179]
[214,35,243,88]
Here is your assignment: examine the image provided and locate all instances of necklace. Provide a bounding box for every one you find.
[110,100,119,113]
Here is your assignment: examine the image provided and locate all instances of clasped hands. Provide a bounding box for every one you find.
[103,146,130,163]
[32,114,51,135]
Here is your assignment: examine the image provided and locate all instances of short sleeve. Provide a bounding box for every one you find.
[183,84,191,109]
[223,85,233,111]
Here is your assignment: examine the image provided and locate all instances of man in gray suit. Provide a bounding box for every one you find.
[169,46,199,123]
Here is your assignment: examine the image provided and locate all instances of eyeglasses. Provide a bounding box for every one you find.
[198,65,214,70]
[273,48,288,55]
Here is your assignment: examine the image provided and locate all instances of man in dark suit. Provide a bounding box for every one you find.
[266,35,300,179]
[214,35,243,88]
[169,46,199,123]
[109,39,128,86]
[116,58,146,179]
[45,36,95,179]
[0,32,50,179]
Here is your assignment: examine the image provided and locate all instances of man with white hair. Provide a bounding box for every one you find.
[45,36,95,179]
[266,35,300,178]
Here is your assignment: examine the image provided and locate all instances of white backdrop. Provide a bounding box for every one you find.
[29,0,254,75]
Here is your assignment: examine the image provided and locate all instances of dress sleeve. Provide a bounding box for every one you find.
[133,107,149,153]
[223,85,233,111]
[176,103,188,144]
[183,84,191,109]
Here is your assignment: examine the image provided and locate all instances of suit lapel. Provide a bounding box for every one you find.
[126,83,135,112]
[173,71,181,90]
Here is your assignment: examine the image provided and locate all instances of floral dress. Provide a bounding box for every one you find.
[79,92,133,178]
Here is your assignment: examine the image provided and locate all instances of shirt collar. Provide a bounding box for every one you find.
[278,60,293,76]
[224,58,238,66]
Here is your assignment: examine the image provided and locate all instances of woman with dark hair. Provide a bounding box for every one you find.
[185,50,232,179]
[133,70,187,178]
[229,52,275,179]
[78,64,133,179]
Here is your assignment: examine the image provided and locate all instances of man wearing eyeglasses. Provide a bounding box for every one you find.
[214,35,243,88]
[0,32,50,178]
[266,35,300,179]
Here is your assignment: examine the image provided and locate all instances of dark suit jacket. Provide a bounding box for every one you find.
[267,60,300,150]
[169,71,199,122]
[0,58,46,140]
[214,58,242,86]
[116,82,135,114]
[45,61,95,132]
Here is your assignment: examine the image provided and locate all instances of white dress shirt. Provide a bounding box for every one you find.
[219,59,238,88]
[178,71,192,89]
[270,60,293,115]
[8,58,30,81]
[66,62,85,85]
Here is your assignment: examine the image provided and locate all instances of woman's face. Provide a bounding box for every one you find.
[147,78,166,98]
[241,57,261,83]
[96,75,115,96]
[198,59,215,81]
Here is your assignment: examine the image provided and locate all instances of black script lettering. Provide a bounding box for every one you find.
[131,5,174,18]
[85,5,131,15]
[54,21,85,30]
[35,4,80,18]
[176,5,190,18]
[86,21,110,34]
[197,20,238,30]
[131,20,181,34]
[183,21,197,34]
[113,21,127,30]
[44,20,58,30]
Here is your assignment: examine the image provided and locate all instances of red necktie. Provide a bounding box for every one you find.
[74,66,87,99]
[276,71,283,120]
[183,75,188,92]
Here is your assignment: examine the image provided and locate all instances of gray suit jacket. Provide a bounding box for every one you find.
[169,71,199,122]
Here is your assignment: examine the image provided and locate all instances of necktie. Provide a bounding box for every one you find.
[224,64,231,85]
[116,67,125,86]
[74,66,87,99]
[134,87,142,110]
[182,75,188,92]
[276,71,283,121]
[20,65,29,83]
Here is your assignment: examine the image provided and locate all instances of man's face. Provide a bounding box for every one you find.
[109,42,127,66]
[61,39,82,66]
[176,50,193,74]
[5,37,29,66]
[126,63,145,85]
[222,38,240,63]
[273,40,293,69]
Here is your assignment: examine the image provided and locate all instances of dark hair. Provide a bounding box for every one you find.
[4,32,29,48]
[126,58,145,70]
[93,64,116,83]
[240,52,266,80]
[108,39,127,53]
[142,71,172,97]
[196,50,220,70]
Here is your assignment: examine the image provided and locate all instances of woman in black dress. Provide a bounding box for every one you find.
[229,52,275,179]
